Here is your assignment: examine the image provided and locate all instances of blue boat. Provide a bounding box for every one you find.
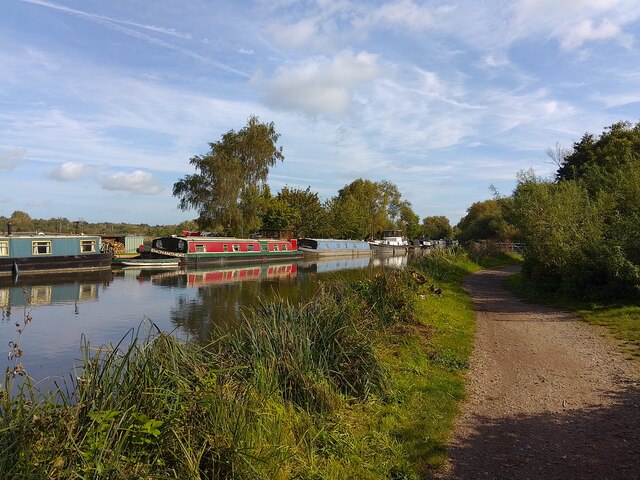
[297,238,372,257]
[0,234,112,276]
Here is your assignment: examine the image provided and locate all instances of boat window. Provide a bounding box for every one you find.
[195,244,206,253]
[80,240,96,253]
[0,241,8,256]
[261,243,268,251]
[273,245,279,251]
[247,244,255,251]
[232,244,240,252]
[32,240,52,255]
[223,244,229,252]
[281,244,288,251]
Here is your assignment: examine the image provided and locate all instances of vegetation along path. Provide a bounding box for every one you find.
[441,265,640,480]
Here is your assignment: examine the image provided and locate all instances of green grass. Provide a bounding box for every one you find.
[508,273,640,359]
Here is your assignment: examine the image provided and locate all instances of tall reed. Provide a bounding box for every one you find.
[219,284,387,413]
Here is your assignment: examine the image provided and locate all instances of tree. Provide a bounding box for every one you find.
[10,210,33,232]
[328,179,414,239]
[556,121,640,191]
[421,215,452,239]
[397,201,421,239]
[272,186,330,237]
[456,200,516,242]
[172,116,283,236]
[330,179,386,239]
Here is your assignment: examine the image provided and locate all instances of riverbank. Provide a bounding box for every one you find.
[0,250,514,478]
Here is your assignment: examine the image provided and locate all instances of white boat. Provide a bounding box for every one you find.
[112,257,180,268]
[369,230,409,252]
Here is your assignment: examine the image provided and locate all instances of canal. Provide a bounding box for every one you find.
[1,255,407,386]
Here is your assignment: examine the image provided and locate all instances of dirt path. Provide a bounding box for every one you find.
[440,265,640,480]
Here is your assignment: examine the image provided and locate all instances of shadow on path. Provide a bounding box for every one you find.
[447,383,640,480]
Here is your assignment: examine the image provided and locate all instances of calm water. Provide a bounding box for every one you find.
[1,255,407,385]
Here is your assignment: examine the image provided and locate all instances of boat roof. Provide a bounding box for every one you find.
[170,236,289,242]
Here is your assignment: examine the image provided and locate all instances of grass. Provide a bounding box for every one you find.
[508,272,640,359]
[0,248,507,478]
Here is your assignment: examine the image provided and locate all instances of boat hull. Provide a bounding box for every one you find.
[298,248,372,257]
[0,253,113,277]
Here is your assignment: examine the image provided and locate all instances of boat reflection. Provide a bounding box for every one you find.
[128,262,299,288]
[0,270,113,309]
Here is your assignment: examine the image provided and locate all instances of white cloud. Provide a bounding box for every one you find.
[353,0,445,32]
[0,148,26,170]
[560,19,631,51]
[267,18,320,50]
[263,50,382,115]
[511,0,639,51]
[47,161,89,181]
[99,171,163,195]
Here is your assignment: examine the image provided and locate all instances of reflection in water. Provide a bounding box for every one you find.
[0,270,113,311]
[0,255,409,383]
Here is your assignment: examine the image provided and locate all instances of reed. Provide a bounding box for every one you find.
[219,285,387,413]
[0,321,290,478]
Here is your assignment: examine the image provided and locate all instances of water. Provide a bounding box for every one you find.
[0,255,407,386]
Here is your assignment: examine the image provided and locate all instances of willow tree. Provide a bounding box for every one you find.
[173,116,283,236]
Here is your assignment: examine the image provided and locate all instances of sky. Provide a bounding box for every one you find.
[1,0,639,226]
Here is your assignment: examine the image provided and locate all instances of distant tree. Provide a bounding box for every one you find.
[172,116,284,236]
[397,201,421,239]
[421,215,452,239]
[328,179,413,239]
[10,210,33,232]
[177,219,199,233]
[456,200,516,242]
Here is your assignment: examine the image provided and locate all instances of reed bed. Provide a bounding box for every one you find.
[0,251,490,478]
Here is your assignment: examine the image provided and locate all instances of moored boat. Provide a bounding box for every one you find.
[147,235,301,266]
[298,238,372,257]
[368,230,410,253]
[111,257,180,268]
[0,234,112,277]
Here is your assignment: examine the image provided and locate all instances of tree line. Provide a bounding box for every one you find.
[454,120,640,301]
[172,115,454,240]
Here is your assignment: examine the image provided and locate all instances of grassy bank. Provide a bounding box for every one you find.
[508,273,640,360]
[0,250,495,479]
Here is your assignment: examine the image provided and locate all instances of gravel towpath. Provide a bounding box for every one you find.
[440,265,640,480]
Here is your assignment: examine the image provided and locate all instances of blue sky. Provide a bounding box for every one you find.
[2,0,639,226]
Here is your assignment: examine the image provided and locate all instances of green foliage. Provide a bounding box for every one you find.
[556,121,640,190]
[456,199,517,242]
[510,121,640,300]
[328,178,415,239]
[353,269,421,326]
[266,186,331,237]
[173,115,283,235]
[421,215,453,240]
